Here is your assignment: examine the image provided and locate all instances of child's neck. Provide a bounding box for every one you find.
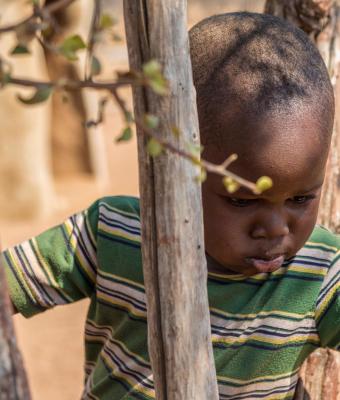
[206,253,235,275]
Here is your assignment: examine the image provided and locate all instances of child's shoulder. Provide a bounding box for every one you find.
[308,224,340,252]
[88,195,141,219]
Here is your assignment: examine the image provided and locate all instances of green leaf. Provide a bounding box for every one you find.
[10,44,30,55]
[142,60,168,95]
[116,127,132,142]
[17,86,52,105]
[147,138,163,157]
[143,60,162,77]
[144,114,159,129]
[99,14,116,30]
[91,56,102,76]
[58,35,86,61]
[149,77,168,95]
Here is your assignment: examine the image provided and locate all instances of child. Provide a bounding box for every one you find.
[3,12,339,400]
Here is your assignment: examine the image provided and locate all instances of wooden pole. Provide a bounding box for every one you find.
[123,1,219,399]
[265,1,340,399]
[0,258,31,399]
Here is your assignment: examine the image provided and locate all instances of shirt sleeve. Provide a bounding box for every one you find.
[315,250,340,349]
[2,199,100,318]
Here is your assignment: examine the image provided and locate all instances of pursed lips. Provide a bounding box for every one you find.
[244,254,285,273]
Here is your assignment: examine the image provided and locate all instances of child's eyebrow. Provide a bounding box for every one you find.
[224,181,324,197]
[299,182,324,193]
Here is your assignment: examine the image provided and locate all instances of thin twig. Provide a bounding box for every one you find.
[85,0,101,81]
[7,76,137,91]
[111,89,259,193]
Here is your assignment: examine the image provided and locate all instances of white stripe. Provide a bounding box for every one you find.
[21,241,68,306]
[100,204,141,230]
[97,274,146,307]
[218,371,298,397]
[210,313,316,343]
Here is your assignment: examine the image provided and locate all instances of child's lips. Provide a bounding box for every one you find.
[245,255,285,273]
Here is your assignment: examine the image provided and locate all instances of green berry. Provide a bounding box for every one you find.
[147,138,163,157]
[223,177,240,193]
[256,176,273,193]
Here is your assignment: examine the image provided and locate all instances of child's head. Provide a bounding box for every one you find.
[189,12,335,275]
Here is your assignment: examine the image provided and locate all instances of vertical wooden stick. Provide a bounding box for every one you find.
[0,257,31,399]
[123,1,219,399]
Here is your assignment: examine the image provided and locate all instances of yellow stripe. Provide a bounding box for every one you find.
[64,220,96,283]
[101,203,140,220]
[305,240,338,252]
[86,334,150,367]
[315,279,340,319]
[97,292,146,319]
[31,239,73,302]
[210,307,313,320]
[213,333,319,346]
[100,269,145,291]
[84,210,97,247]
[86,321,150,367]
[100,351,154,398]
[287,265,328,276]
[7,249,37,304]
[217,368,299,384]
[267,389,295,400]
[100,223,141,243]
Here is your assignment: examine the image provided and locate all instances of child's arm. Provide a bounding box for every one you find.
[2,199,100,318]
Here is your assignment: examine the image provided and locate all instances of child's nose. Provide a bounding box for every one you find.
[250,209,290,240]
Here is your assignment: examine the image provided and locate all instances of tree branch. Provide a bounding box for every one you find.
[85,0,101,80]
[0,0,77,34]
[111,88,260,193]
[7,76,136,91]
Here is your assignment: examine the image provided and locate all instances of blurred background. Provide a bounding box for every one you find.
[0,1,265,399]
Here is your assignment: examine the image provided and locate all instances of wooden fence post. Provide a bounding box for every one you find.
[0,258,31,399]
[265,1,340,399]
[123,1,219,399]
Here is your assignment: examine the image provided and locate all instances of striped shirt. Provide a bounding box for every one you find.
[3,196,340,400]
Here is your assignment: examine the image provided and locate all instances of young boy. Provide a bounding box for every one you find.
[3,12,339,400]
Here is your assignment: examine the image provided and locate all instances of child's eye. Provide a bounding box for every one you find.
[226,198,257,207]
[289,195,316,205]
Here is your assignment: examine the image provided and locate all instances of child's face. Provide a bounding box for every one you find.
[202,110,329,275]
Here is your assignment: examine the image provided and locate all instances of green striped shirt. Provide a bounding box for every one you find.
[3,196,340,399]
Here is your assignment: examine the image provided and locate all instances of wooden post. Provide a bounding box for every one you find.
[0,259,31,399]
[123,1,219,399]
[265,1,340,399]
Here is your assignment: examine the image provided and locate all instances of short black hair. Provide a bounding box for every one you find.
[189,12,334,145]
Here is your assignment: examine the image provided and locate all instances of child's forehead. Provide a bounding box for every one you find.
[202,109,329,185]
[205,105,325,151]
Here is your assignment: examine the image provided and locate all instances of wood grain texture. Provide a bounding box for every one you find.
[123,1,219,399]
